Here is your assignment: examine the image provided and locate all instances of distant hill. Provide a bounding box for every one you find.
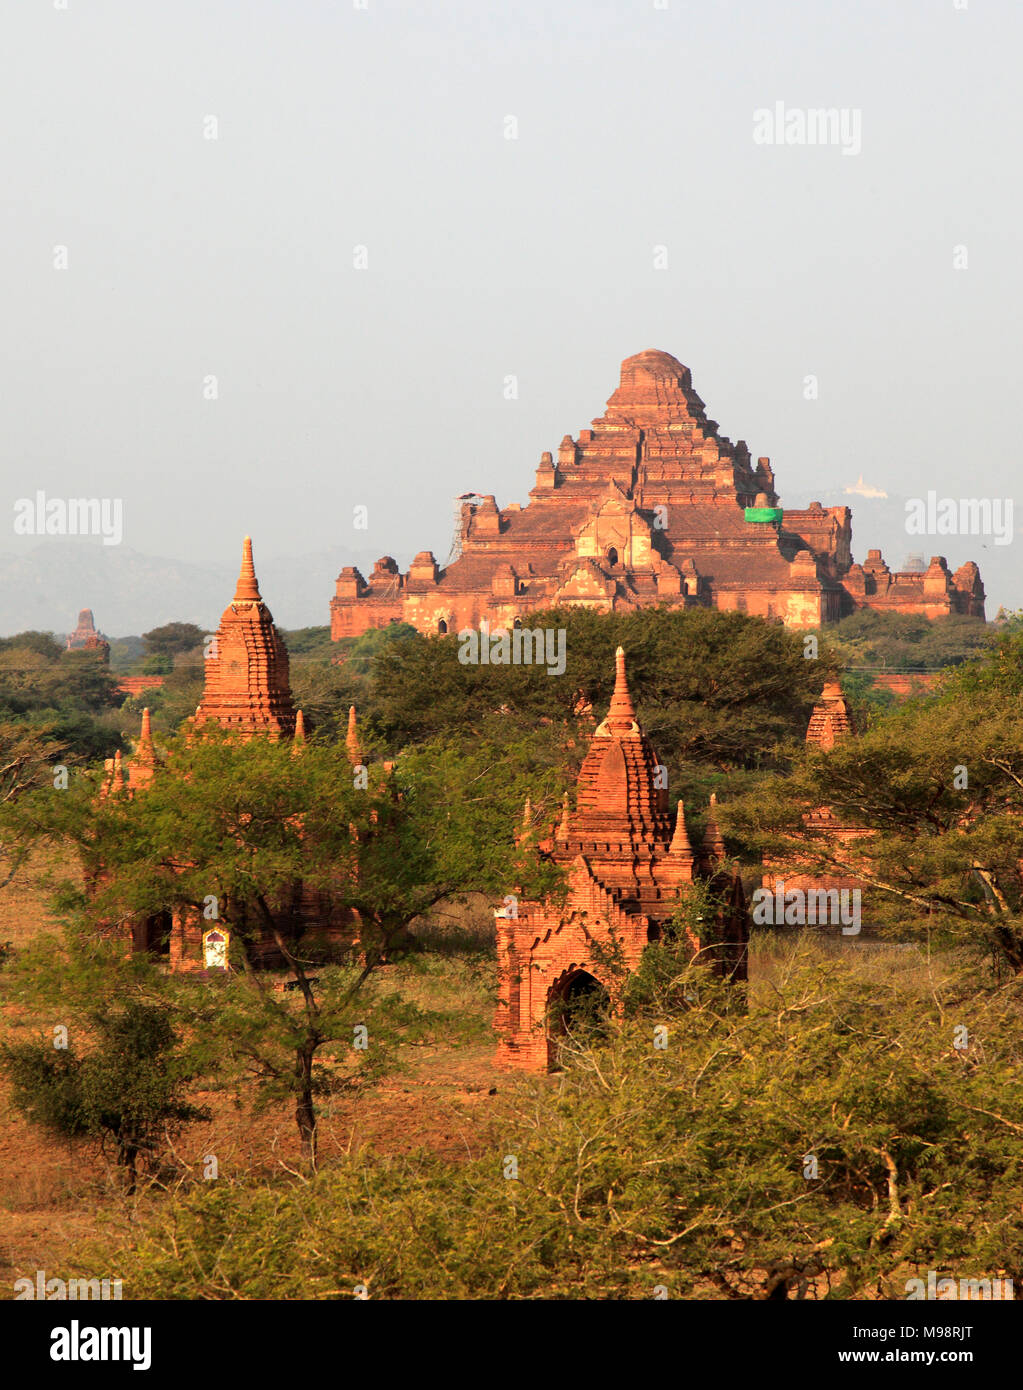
[0,541,395,638]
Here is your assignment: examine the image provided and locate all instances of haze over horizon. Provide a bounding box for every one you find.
[2,0,1020,631]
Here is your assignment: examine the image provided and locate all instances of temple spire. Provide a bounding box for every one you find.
[294,709,306,743]
[111,748,125,795]
[234,535,262,603]
[669,799,694,859]
[603,645,638,731]
[128,708,158,790]
[556,792,572,843]
[137,707,155,758]
[194,534,296,737]
[346,705,361,763]
[806,681,854,750]
[702,792,726,865]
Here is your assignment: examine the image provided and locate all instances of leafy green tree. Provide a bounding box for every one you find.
[85,946,1023,1298]
[1,991,208,1193]
[0,721,66,890]
[9,726,565,1163]
[0,643,122,760]
[824,610,990,673]
[0,631,64,660]
[279,625,334,660]
[368,607,837,771]
[141,622,205,661]
[726,635,1023,972]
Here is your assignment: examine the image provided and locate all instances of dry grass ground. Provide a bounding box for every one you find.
[0,887,969,1296]
[0,844,81,949]
[0,899,505,1293]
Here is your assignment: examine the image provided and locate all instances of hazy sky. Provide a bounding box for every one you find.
[2,0,1020,616]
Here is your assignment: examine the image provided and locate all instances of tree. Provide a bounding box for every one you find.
[11,726,566,1164]
[0,721,66,891]
[0,643,122,761]
[368,607,838,772]
[1,984,208,1193]
[87,946,1023,1299]
[0,631,64,660]
[141,622,205,661]
[726,634,1023,973]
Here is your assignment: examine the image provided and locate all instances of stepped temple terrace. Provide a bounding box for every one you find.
[330,350,985,637]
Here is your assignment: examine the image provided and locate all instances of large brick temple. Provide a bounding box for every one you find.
[331,349,985,637]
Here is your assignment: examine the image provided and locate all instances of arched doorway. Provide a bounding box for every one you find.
[133,910,172,957]
[605,546,619,568]
[437,619,448,634]
[546,969,610,1069]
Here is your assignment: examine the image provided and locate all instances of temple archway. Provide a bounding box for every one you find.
[546,968,610,1069]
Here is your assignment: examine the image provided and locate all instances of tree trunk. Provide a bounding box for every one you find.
[295,1039,318,1169]
[120,1140,139,1195]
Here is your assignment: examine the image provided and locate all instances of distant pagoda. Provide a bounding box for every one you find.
[66,608,109,661]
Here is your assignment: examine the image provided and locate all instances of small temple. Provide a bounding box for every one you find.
[495,646,749,1070]
[194,536,297,737]
[66,608,109,660]
[761,681,867,904]
[331,350,985,639]
[102,538,340,965]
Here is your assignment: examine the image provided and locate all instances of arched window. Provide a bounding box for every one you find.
[437,620,448,634]
[606,546,619,568]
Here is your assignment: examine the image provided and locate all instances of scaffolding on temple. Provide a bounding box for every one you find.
[445,492,487,566]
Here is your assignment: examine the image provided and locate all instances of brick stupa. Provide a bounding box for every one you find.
[194,537,297,737]
[762,681,869,905]
[66,608,109,660]
[495,646,749,1070]
[805,681,855,750]
[331,350,985,638]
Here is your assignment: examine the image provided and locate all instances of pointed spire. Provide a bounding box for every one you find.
[111,748,125,794]
[669,799,694,859]
[604,645,638,731]
[556,792,572,842]
[346,705,361,763]
[136,707,155,759]
[294,709,306,743]
[233,535,262,603]
[702,792,726,864]
[128,709,159,790]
